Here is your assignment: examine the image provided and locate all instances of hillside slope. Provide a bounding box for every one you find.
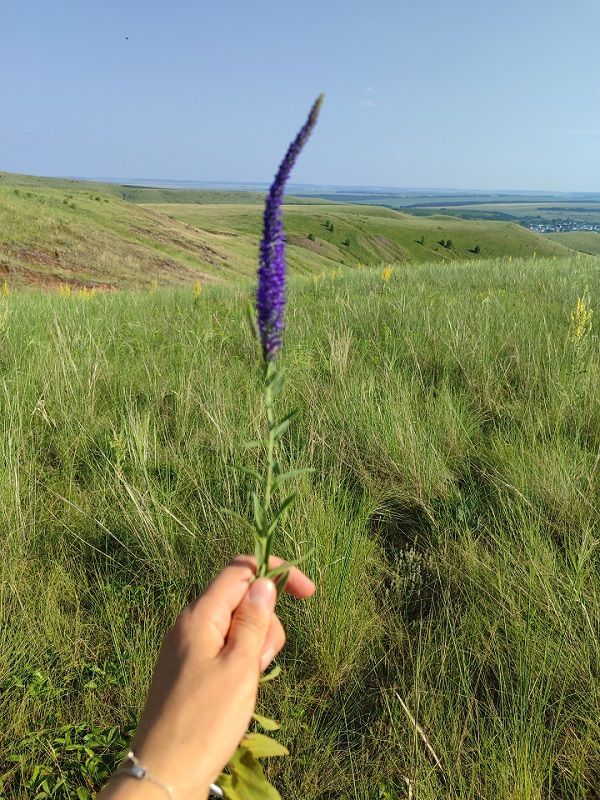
[546,231,600,255]
[151,202,575,271]
[0,178,576,289]
[0,171,322,205]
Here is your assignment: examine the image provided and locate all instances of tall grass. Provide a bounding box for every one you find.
[0,256,598,798]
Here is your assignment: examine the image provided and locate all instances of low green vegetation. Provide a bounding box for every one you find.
[0,256,598,798]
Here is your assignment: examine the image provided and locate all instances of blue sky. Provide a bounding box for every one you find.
[2,0,600,191]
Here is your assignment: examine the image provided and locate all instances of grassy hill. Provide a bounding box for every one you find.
[150,200,574,266]
[0,170,321,205]
[0,173,576,289]
[547,231,600,255]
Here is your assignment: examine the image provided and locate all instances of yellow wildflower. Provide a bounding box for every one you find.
[1,281,10,297]
[58,284,72,297]
[570,294,593,344]
[381,266,393,283]
[193,280,202,298]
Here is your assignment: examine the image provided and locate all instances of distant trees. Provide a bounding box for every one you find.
[342,237,351,247]
[308,233,316,241]
[438,238,453,248]
[324,220,334,233]
[473,244,481,254]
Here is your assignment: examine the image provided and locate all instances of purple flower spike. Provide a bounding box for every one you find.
[257,95,323,361]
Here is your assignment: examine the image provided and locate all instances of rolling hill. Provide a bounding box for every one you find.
[0,173,576,289]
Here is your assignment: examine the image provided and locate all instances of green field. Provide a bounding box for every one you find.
[402,200,600,228]
[0,256,599,798]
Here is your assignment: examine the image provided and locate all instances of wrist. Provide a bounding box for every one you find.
[98,774,171,800]
[99,774,211,800]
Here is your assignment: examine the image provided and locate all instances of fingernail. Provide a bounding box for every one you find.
[260,647,275,671]
[248,578,276,609]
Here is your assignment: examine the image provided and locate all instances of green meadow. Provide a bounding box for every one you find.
[0,255,599,798]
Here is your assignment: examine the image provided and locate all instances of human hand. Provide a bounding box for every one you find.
[100,555,315,800]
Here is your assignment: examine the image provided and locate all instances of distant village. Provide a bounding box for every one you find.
[524,219,600,234]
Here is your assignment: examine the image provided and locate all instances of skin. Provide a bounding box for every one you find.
[99,555,315,800]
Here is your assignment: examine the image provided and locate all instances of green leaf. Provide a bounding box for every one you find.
[259,664,282,683]
[265,365,285,393]
[264,563,290,580]
[273,467,314,486]
[252,493,264,533]
[274,571,289,598]
[254,537,263,565]
[241,733,289,758]
[267,493,297,535]
[218,748,282,800]
[228,463,262,483]
[241,440,263,450]
[220,508,257,537]
[252,713,280,731]
[270,409,298,440]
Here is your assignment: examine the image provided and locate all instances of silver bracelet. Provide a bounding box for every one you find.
[114,751,174,798]
[114,750,224,798]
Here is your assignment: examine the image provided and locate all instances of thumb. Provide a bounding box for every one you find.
[224,578,276,664]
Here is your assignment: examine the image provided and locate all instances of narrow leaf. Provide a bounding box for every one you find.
[220,508,257,536]
[267,493,297,535]
[274,571,289,598]
[273,467,315,486]
[260,664,282,683]
[241,440,263,450]
[264,563,291,580]
[266,367,285,393]
[254,537,263,565]
[228,463,262,483]
[270,409,298,439]
[252,713,280,731]
[252,493,264,533]
[241,733,289,758]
